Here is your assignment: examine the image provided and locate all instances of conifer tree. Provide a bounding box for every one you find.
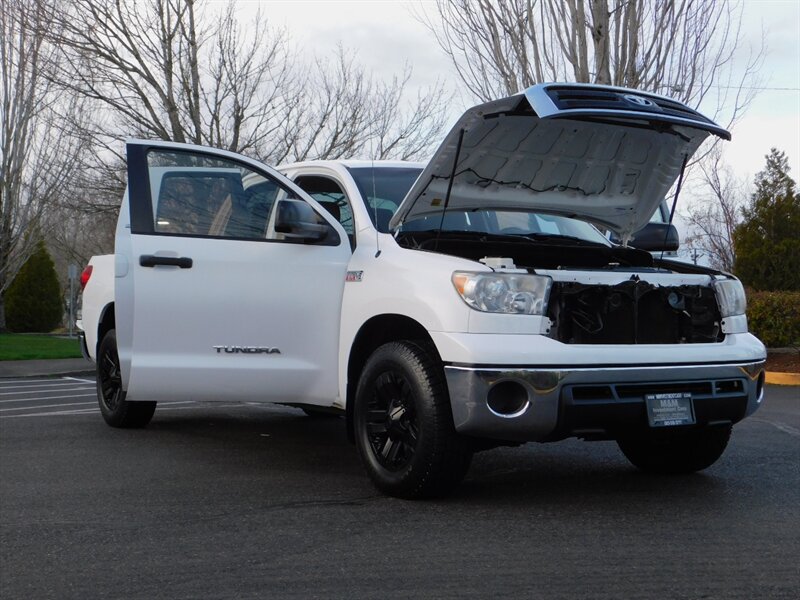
[733,149,800,291]
[4,240,63,332]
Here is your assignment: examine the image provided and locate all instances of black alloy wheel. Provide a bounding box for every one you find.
[365,370,420,471]
[354,340,472,499]
[96,329,156,428]
[98,336,123,412]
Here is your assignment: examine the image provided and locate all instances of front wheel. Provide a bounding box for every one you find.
[97,329,156,428]
[354,341,472,499]
[617,425,732,474]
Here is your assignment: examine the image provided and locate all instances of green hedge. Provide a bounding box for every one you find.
[746,290,800,347]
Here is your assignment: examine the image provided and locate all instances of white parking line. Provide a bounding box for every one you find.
[0,386,95,396]
[0,393,96,404]
[0,381,94,391]
[0,401,238,419]
[0,394,92,404]
[0,401,98,412]
[1,408,101,418]
[0,399,192,413]
[63,377,95,384]
[0,379,70,385]
[753,417,800,438]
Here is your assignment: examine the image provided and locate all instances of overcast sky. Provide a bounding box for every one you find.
[237,0,799,183]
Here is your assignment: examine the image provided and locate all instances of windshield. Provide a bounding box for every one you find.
[400,209,611,245]
[346,166,423,232]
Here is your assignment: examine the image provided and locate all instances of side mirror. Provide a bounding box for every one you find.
[629,222,680,252]
[274,199,332,242]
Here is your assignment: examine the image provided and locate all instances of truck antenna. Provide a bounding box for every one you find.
[367,125,382,258]
[435,128,465,252]
[372,157,381,257]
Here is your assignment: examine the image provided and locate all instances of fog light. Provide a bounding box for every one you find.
[486,380,530,417]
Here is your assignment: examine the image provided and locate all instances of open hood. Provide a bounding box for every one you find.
[389,83,730,242]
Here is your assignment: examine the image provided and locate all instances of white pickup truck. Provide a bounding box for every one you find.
[79,83,766,498]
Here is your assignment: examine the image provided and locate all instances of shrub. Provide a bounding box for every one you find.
[746,290,800,348]
[4,241,63,333]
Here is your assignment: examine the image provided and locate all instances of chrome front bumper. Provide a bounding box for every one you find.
[444,361,766,443]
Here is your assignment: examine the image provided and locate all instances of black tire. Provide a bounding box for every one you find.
[617,425,732,474]
[354,341,472,499]
[96,329,156,428]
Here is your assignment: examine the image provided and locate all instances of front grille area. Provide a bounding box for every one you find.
[546,281,724,344]
[568,379,744,402]
[616,381,713,398]
[556,378,749,440]
[544,85,714,125]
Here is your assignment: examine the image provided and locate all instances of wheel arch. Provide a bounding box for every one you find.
[345,314,439,443]
[97,303,115,355]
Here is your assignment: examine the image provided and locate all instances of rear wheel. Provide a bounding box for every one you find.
[354,341,472,499]
[617,425,732,474]
[97,329,156,428]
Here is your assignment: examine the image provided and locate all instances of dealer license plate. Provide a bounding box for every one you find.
[645,393,695,427]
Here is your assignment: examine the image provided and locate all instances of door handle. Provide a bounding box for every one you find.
[139,255,193,269]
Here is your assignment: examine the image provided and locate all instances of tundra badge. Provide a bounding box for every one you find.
[213,346,281,355]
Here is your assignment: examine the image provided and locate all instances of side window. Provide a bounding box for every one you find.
[147,150,291,240]
[293,175,354,236]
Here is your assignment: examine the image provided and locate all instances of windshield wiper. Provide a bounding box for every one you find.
[403,229,609,248]
[496,232,608,247]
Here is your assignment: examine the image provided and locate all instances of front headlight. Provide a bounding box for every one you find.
[452,271,552,315]
[713,278,747,317]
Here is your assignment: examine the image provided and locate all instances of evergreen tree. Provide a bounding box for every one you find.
[733,149,800,291]
[4,240,63,332]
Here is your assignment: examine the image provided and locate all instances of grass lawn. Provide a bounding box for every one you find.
[0,334,83,361]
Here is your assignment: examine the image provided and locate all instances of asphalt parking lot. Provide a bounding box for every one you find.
[1,377,798,599]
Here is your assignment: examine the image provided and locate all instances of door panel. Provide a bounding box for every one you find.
[120,141,351,404]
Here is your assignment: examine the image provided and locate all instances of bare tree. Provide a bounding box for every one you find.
[682,147,746,271]
[289,48,450,163]
[47,0,296,153]
[370,65,451,161]
[419,0,763,127]
[0,0,88,330]
[47,0,448,165]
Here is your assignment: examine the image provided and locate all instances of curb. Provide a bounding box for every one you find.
[765,371,800,386]
[0,359,95,379]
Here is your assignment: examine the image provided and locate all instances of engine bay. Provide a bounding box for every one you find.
[396,230,656,270]
[546,279,723,344]
[397,231,725,345]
